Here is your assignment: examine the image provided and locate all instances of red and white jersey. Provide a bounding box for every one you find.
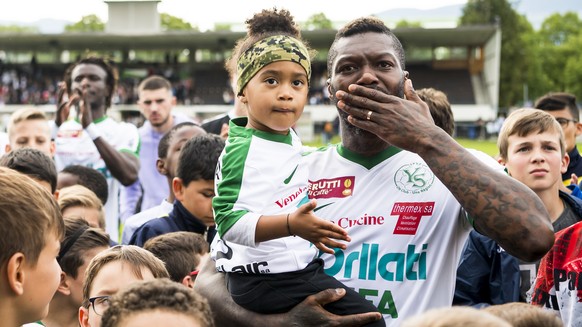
[304,144,474,326]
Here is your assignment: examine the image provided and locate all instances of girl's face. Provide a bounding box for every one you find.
[240,61,309,135]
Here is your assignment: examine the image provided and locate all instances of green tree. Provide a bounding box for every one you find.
[459,0,535,108]
[395,20,422,28]
[303,13,333,30]
[214,23,232,32]
[64,14,105,32]
[537,12,582,95]
[160,13,197,31]
[0,25,38,33]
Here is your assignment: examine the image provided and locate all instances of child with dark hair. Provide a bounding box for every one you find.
[129,134,224,247]
[58,164,109,206]
[209,8,381,324]
[0,147,57,194]
[144,231,209,288]
[35,217,109,327]
[121,122,205,244]
[101,278,214,327]
[534,92,582,185]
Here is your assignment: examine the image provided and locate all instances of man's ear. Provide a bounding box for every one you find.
[327,83,334,101]
[56,271,72,296]
[403,70,410,79]
[173,177,184,201]
[181,275,194,289]
[5,143,11,153]
[6,253,26,295]
[49,140,56,158]
[156,158,168,175]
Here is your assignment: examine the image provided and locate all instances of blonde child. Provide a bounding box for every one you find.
[6,107,54,156]
[78,245,169,327]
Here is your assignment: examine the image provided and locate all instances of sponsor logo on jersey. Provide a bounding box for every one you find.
[283,164,299,184]
[308,176,355,199]
[275,186,307,208]
[332,213,385,228]
[215,240,233,260]
[391,202,434,235]
[230,261,270,274]
[394,163,435,194]
[56,129,83,138]
[325,242,428,282]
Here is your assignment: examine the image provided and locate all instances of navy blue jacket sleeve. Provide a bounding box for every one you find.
[454,230,521,307]
[128,223,162,247]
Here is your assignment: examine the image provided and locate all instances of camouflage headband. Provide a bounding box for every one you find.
[237,35,311,95]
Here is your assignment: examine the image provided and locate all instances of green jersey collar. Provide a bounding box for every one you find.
[337,144,401,169]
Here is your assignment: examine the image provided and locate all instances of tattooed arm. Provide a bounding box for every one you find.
[335,80,554,262]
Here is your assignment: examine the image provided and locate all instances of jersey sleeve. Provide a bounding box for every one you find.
[212,139,270,247]
[117,122,140,156]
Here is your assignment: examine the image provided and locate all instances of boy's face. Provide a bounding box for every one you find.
[241,61,308,134]
[66,246,108,309]
[161,126,206,178]
[79,261,156,327]
[543,108,582,153]
[500,131,568,193]
[20,231,61,324]
[7,119,55,156]
[62,205,103,230]
[174,178,215,227]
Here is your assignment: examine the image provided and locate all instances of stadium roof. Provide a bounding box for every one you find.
[0,24,497,52]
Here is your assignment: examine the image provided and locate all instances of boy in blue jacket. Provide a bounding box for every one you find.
[454,108,582,307]
[129,134,224,247]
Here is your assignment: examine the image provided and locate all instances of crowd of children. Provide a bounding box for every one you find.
[2,7,582,327]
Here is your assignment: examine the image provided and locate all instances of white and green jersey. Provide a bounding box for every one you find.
[305,144,472,326]
[211,118,317,274]
[54,116,140,240]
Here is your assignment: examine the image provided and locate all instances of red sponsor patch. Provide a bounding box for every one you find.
[391,202,434,235]
[308,176,355,199]
[57,130,83,138]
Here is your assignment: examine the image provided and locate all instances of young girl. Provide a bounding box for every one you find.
[210,8,383,325]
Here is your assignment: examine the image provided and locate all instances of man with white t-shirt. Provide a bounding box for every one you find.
[195,17,555,326]
[54,56,139,241]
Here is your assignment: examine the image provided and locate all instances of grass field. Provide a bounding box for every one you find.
[456,138,499,157]
[305,136,501,158]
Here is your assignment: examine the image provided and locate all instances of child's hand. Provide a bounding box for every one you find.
[571,173,579,186]
[289,200,350,254]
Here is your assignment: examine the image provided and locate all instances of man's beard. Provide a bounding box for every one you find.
[151,115,170,127]
[330,80,405,136]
